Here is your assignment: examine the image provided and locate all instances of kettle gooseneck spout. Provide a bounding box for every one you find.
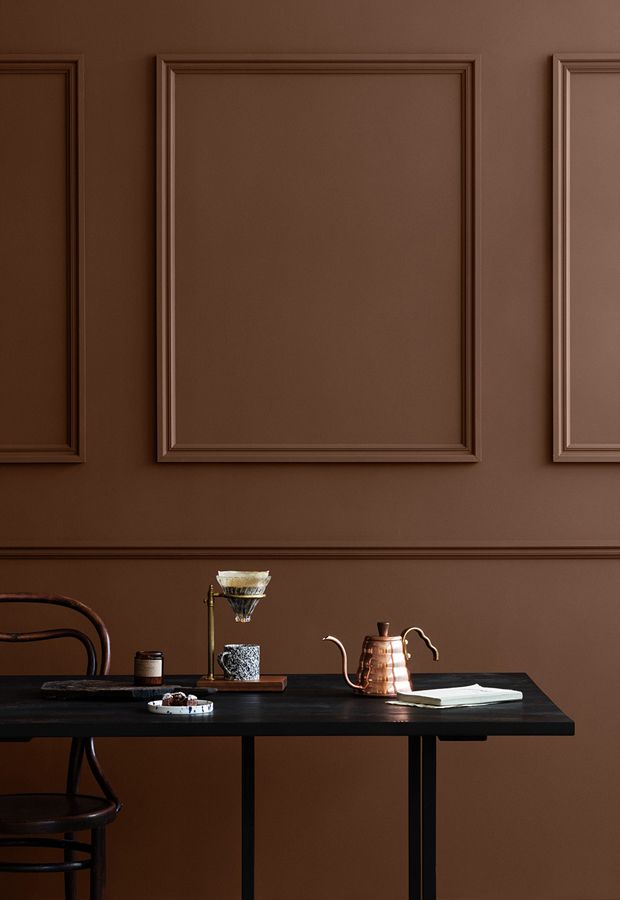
[322,635,364,691]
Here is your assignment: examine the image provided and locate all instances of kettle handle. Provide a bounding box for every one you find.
[322,636,364,691]
[401,626,439,662]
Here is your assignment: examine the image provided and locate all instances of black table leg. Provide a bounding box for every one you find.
[409,736,437,900]
[422,737,436,900]
[408,736,422,900]
[241,736,255,900]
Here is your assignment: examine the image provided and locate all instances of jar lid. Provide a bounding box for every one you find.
[135,650,163,659]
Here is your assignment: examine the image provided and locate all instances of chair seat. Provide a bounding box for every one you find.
[0,793,118,834]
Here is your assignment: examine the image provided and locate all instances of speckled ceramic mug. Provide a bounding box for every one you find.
[217,644,260,681]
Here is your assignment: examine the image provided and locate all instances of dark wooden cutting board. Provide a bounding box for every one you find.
[41,680,194,700]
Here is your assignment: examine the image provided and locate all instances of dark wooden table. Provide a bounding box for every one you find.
[0,673,574,900]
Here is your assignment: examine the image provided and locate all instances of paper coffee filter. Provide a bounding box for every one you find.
[217,570,271,589]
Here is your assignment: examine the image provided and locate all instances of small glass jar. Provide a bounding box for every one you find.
[133,650,164,686]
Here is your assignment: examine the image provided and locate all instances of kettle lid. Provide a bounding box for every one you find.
[366,621,396,641]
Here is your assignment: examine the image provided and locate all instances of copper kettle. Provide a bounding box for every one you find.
[323,621,439,697]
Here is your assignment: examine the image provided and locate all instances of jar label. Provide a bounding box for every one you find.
[134,657,163,678]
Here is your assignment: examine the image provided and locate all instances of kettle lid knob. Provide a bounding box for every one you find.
[377,621,390,636]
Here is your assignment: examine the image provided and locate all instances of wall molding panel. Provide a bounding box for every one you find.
[1,543,618,559]
[0,56,84,463]
[553,54,620,461]
[157,54,480,462]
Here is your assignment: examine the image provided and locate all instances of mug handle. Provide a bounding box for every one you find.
[217,650,233,677]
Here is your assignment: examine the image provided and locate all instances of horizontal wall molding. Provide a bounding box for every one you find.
[0,55,84,463]
[157,54,480,463]
[0,544,618,560]
[553,54,620,461]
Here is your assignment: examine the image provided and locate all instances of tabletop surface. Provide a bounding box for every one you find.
[0,673,574,739]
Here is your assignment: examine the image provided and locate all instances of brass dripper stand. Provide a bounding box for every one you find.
[203,583,266,681]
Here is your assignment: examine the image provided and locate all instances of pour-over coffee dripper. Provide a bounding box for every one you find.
[215,571,271,623]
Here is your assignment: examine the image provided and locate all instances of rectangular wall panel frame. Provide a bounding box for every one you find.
[157,54,480,463]
[553,54,620,462]
[0,55,84,463]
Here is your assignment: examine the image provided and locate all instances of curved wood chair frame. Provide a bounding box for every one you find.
[0,593,121,900]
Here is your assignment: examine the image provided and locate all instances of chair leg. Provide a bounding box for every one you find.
[90,828,106,900]
[64,831,77,900]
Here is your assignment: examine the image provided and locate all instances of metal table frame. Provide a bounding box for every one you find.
[240,732,482,900]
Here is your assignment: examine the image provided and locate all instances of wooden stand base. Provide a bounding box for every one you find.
[196,675,287,692]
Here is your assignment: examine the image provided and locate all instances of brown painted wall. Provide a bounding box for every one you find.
[0,2,619,899]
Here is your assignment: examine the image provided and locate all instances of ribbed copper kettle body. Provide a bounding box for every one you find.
[323,621,439,698]
[356,634,412,696]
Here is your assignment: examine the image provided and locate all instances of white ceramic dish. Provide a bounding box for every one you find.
[148,699,214,716]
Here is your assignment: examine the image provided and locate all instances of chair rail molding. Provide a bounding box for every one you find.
[157,54,480,463]
[0,542,618,560]
[553,54,620,461]
[0,55,84,463]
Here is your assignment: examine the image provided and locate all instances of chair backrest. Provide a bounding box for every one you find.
[0,593,110,676]
[0,593,118,806]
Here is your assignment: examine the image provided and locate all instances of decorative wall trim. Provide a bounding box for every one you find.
[0,56,84,463]
[157,54,480,463]
[0,543,618,560]
[553,54,620,462]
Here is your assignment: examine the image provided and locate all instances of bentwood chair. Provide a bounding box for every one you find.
[0,593,121,899]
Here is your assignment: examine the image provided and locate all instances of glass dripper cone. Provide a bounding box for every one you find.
[224,593,264,623]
